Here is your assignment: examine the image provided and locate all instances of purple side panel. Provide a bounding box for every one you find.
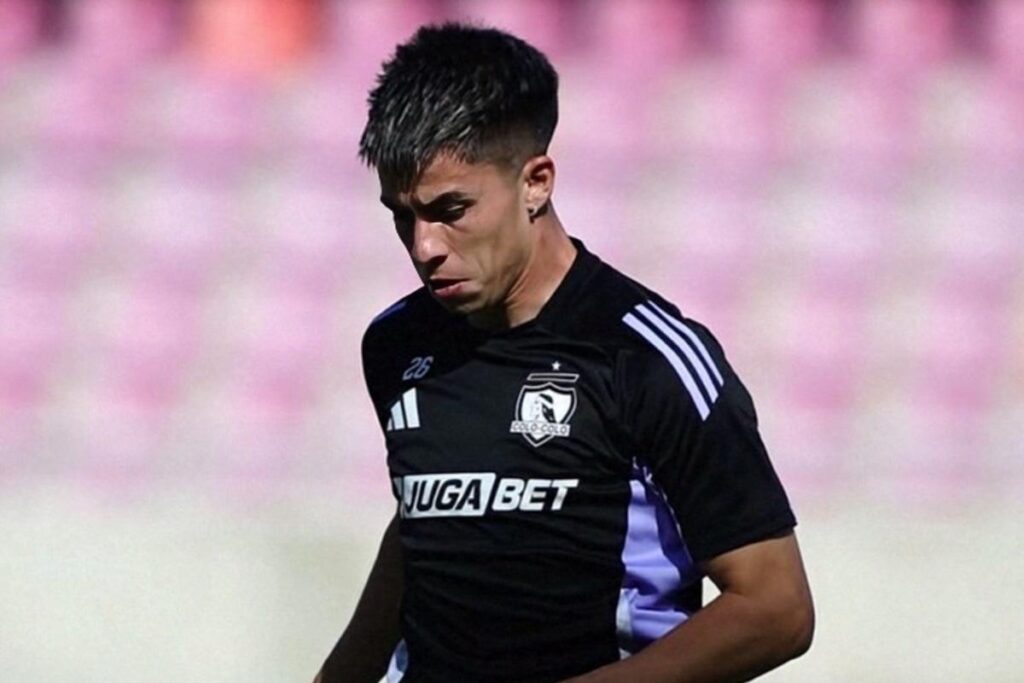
[618,462,701,654]
[386,639,408,682]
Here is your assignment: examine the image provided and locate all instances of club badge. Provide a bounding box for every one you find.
[509,372,579,447]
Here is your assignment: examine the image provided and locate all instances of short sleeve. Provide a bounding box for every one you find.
[619,306,795,563]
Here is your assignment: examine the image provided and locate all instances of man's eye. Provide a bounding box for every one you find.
[439,206,466,223]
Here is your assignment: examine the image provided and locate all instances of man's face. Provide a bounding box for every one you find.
[379,154,533,316]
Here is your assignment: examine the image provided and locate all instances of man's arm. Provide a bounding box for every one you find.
[565,530,814,683]
[315,513,403,683]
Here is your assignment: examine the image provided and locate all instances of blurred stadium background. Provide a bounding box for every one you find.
[0,0,1021,681]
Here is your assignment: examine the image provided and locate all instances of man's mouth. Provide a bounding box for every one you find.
[429,278,467,298]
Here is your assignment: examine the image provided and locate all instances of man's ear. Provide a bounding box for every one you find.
[522,155,555,218]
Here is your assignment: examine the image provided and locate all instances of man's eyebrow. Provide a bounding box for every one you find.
[379,191,472,211]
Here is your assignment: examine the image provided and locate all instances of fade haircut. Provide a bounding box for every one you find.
[359,22,559,191]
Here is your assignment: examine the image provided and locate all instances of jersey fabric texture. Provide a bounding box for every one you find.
[361,239,796,683]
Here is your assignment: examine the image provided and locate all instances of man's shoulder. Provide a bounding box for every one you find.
[361,287,442,354]
[365,285,440,327]
[360,287,450,404]
[581,258,733,423]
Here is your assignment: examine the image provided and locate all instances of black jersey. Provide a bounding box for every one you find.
[361,240,796,683]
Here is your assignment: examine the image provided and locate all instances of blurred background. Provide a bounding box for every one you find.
[0,0,1021,681]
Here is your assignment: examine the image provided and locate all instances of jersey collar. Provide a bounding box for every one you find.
[531,236,602,332]
[449,236,601,340]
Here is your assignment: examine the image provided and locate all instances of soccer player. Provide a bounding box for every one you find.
[316,23,814,683]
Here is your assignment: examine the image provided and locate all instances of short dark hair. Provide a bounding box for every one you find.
[359,22,559,190]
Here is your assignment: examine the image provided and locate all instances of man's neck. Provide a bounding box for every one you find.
[468,214,577,331]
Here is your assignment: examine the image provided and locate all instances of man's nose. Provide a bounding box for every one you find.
[411,219,447,268]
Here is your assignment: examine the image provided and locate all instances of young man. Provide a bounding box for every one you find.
[316,23,813,683]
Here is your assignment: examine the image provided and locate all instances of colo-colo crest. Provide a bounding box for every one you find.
[509,372,579,447]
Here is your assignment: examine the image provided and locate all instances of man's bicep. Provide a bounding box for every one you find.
[699,528,804,596]
[699,529,815,649]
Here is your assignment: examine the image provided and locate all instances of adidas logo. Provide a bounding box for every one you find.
[386,388,420,432]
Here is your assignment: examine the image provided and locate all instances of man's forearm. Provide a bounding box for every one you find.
[565,589,813,683]
[317,515,403,683]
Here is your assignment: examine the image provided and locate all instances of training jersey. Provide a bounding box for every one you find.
[361,239,796,683]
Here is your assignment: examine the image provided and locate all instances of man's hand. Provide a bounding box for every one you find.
[564,530,813,683]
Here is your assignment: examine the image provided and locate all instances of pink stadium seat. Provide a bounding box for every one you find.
[249,179,362,298]
[912,61,1024,182]
[987,426,1024,500]
[327,0,441,88]
[275,67,376,180]
[0,286,65,414]
[0,406,37,477]
[154,72,266,176]
[71,387,169,492]
[206,290,333,487]
[754,285,872,499]
[923,191,1022,305]
[0,173,98,290]
[849,0,958,77]
[446,0,573,62]
[114,172,230,294]
[910,296,1008,420]
[986,0,1024,82]
[625,186,763,337]
[549,184,628,264]
[69,283,200,490]
[786,71,917,186]
[64,0,178,74]
[718,0,826,76]
[0,0,43,65]
[881,399,988,506]
[776,293,867,416]
[0,285,66,474]
[662,186,759,270]
[982,350,1024,494]
[555,72,661,169]
[92,284,201,414]
[36,67,128,163]
[847,278,1005,505]
[765,402,850,501]
[567,0,693,173]
[579,0,698,79]
[774,184,890,301]
[659,71,784,184]
[227,289,331,419]
[897,292,1014,502]
[961,82,1024,182]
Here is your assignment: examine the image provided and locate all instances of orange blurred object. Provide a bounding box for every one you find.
[188,0,323,75]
